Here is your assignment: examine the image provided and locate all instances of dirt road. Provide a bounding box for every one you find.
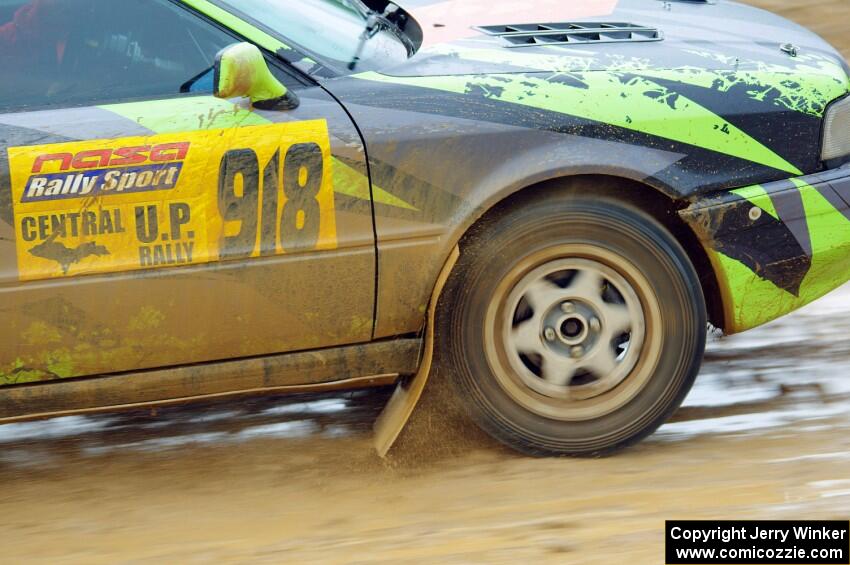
[2,2,849,564]
[2,285,850,563]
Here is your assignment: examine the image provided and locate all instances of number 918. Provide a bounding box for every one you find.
[217,142,323,259]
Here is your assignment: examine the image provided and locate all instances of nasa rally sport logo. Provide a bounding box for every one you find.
[21,142,190,203]
[8,120,337,282]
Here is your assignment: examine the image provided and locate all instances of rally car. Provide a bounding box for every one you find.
[1,0,849,456]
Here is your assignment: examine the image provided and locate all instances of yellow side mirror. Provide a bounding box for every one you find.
[214,42,299,111]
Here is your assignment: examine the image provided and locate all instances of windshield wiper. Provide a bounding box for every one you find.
[348,2,412,71]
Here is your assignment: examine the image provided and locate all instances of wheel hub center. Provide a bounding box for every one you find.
[561,317,584,338]
[493,254,654,421]
[557,314,588,345]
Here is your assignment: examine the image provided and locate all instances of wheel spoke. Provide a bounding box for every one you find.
[522,278,562,314]
[511,318,542,355]
[539,352,577,387]
[490,254,653,419]
[583,344,619,378]
[568,269,603,302]
[599,301,632,335]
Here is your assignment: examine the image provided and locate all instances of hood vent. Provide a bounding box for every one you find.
[474,22,663,48]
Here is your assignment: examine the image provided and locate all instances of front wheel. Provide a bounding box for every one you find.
[438,191,707,456]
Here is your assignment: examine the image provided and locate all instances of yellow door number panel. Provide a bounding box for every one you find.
[8,120,337,281]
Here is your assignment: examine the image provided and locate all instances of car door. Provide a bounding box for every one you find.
[0,0,376,385]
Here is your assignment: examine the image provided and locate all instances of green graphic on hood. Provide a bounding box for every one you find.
[356,71,803,175]
[637,67,848,118]
[419,45,850,118]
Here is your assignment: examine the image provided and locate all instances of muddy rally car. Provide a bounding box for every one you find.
[1,0,849,456]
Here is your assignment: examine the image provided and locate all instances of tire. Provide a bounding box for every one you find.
[437,190,707,456]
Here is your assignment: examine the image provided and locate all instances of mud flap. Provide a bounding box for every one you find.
[374,246,460,457]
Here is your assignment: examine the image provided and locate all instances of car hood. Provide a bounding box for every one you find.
[385,0,850,77]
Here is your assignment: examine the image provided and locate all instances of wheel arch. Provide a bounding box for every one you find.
[449,174,727,331]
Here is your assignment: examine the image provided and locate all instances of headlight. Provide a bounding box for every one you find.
[822,95,850,162]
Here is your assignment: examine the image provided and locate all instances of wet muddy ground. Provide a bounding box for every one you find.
[1,282,849,564]
[2,2,850,563]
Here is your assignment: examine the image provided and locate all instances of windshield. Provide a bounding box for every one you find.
[217,0,410,74]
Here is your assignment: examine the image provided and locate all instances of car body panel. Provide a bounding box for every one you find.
[322,32,848,337]
[0,88,377,386]
[681,166,850,333]
[1,0,850,402]
[0,339,419,423]
[399,0,842,58]
[181,0,850,338]
[191,0,850,339]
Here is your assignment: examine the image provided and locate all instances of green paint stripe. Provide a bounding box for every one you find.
[797,177,850,251]
[711,175,850,332]
[637,68,848,118]
[428,44,849,80]
[683,48,850,81]
[356,71,802,175]
[332,158,417,210]
[422,45,848,119]
[101,98,417,211]
[714,249,797,331]
[100,97,268,133]
[331,157,371,201]
[790,177,814,192]
[373,185,417,210]
[731,184,779,219]
[424,44,601,72]
[179,0,290,53]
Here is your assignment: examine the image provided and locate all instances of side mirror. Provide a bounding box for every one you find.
[214,43,299,111]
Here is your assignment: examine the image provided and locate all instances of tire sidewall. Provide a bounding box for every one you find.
[440,195,707,456]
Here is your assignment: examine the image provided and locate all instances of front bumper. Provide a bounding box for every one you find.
[680,166,850,334]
